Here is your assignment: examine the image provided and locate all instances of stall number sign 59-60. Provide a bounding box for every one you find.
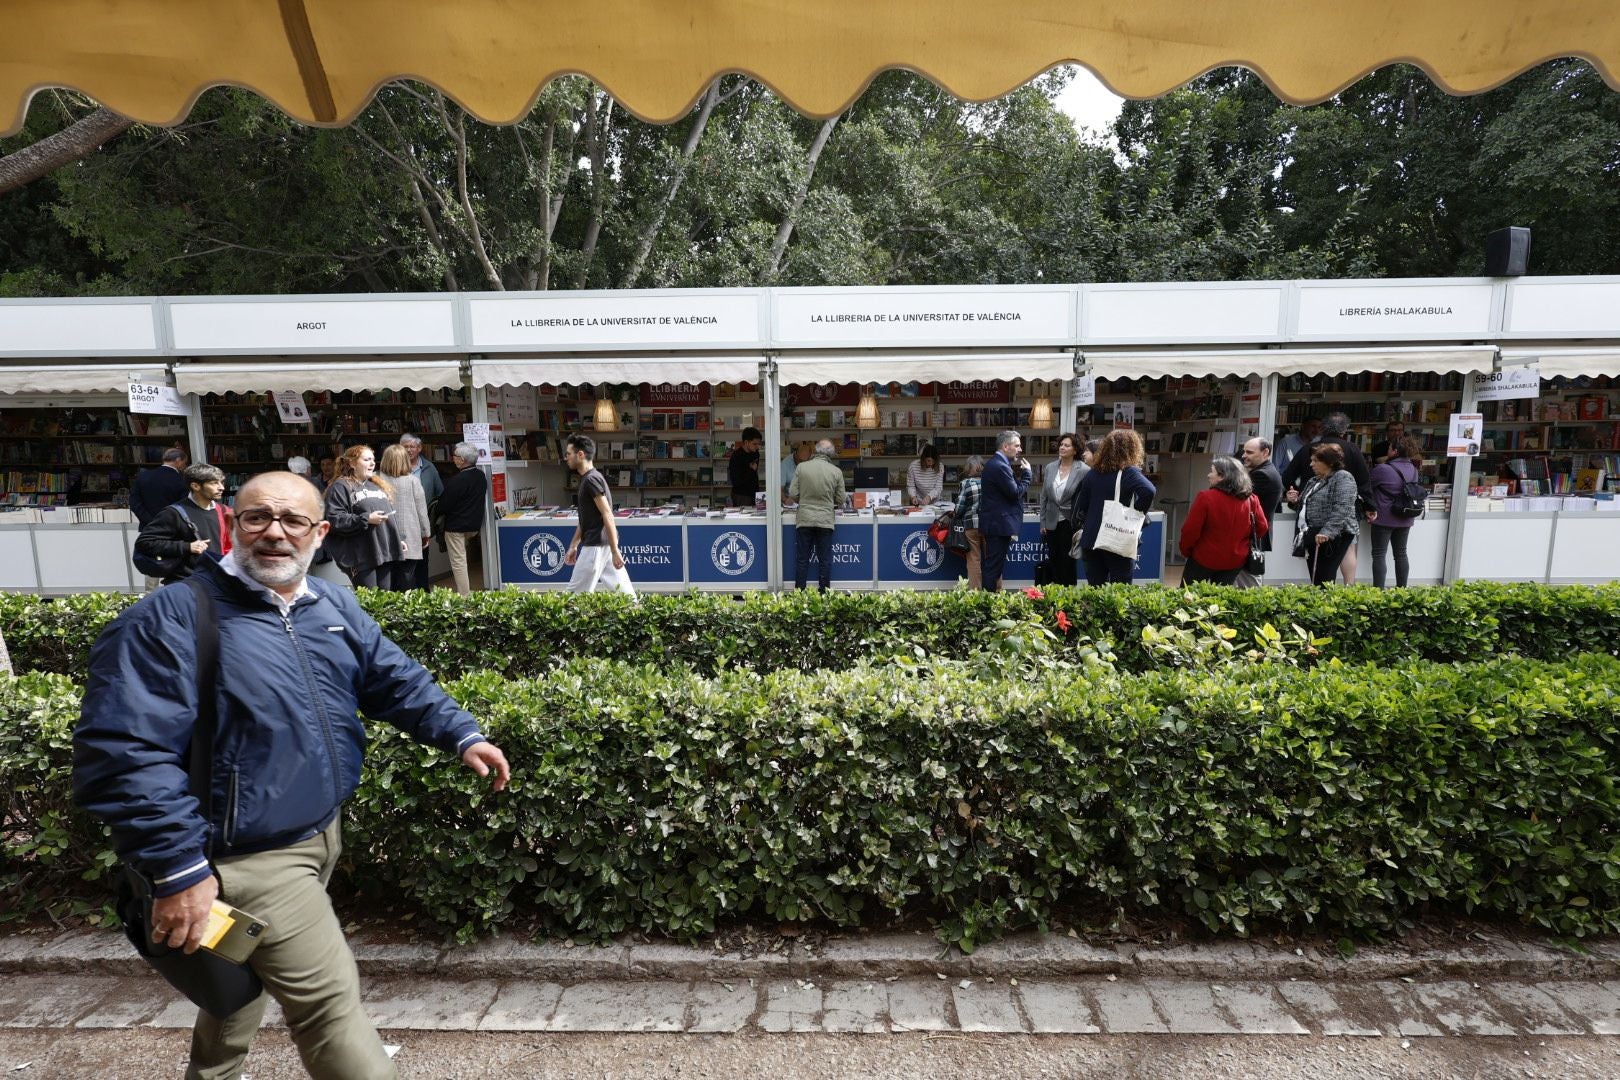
[128,381,187,416]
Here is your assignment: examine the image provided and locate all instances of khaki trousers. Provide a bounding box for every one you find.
[188,820,394,1080]
[444,530,478,594]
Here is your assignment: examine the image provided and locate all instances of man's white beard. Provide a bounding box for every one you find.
[238,542,317,588]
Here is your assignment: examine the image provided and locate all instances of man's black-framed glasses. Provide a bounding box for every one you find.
[237,510,318,537]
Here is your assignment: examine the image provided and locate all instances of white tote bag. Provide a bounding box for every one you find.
[1093,469,1145,559]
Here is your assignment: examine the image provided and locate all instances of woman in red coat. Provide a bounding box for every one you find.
[1179,455,1269,585]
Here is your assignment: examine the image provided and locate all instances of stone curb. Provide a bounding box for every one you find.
[3,928,1616,984]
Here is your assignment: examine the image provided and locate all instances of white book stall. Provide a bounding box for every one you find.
[4,278,1619,593]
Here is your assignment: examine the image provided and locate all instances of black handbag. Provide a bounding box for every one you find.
[116,576,264,1020]
[1244,506,1265,576]
[945,522,971,555]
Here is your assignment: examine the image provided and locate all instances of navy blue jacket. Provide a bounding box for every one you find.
[73,559,484,897]
[979,451,1033,537]
[1072,466,1157,552]
[128,464,189,527]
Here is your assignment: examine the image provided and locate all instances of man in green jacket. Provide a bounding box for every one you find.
[788,439,847,591]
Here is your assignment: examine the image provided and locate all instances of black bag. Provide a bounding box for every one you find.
[1244,507,1266,576]
[945,523,971,555]
[1391,464,1429,519]
[116,576,263,1020]
[132,507,198,580]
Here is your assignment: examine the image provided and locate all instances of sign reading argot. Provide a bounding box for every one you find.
[1471,366,1541,403]
[128,380,187,416]
[274,390,312,424]
[1448,413,1485,458]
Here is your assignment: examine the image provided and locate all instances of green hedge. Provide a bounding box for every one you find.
[7,655,1619,946]
[5,582,1619,681]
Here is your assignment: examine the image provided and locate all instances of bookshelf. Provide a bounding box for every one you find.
[1477,378,1620,495]
[1,402,188,507]
[199,388,471,494]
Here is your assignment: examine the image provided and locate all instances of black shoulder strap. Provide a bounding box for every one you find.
[184,575,220,853]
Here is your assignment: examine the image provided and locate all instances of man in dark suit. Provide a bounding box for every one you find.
[128,447,189,527]
[1241,436,1284,553]
[978,430,1033,591]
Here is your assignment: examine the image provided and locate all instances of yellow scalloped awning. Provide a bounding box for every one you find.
[5,0,1617,135]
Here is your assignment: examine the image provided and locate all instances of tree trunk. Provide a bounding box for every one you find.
[620,80,723,288]
[573,91,615,289]
[762,114,841,284]
[438,95,503,290]
[0,107,133,195]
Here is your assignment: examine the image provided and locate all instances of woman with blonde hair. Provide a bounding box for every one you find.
[323,444,405,589]
[1070,429,1156,585]
[379,443,433,591]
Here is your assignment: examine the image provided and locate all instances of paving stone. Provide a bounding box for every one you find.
[885,979,954,1033]
[549,981,687,1032]
[969,935,1123,978]
[1483,982,1586,1036]
[0,975,109,1028]
[0,932,49,972]
[687,980,758,1033]
[820,980,888,1033]
[757,981,823,1033]
[1540,981,1620,1034]
[1091,979,1169,1033]
[1413,980,1517,1036]
[73,977,177,1028]
[626,942,785,981]
[364,977,498,1030]
[1147,980,1240,1034]
[1016,979,1100,1033]
[435,934,627,982]
[348,938,443,977]
[1361,981,1444,1036]
[1275,980,1380,1036]
[1214,983,1308,1035]
[1134,942,1317,981]
[951,981,1024,1033]
[147,997,201,1029]
[478,981,564,1031]
[33,930,147,976]
[813,933,962,978]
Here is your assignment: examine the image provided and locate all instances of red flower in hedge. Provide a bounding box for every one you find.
[1055,610,1072,633]
[1023,587,1045,600]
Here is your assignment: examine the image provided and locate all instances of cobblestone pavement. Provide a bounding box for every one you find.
[6,972,1620,1038]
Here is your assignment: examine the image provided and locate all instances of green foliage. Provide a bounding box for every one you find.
[7,655,1620,946]
[6,582,1620,681]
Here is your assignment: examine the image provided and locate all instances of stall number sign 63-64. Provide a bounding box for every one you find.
[128,381,187,416]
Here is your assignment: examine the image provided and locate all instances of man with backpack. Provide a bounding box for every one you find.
[1367,436,1428,587]
[132,463,232,584]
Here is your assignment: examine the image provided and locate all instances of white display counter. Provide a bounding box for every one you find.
[1264,512,1449,586]
[0,521,141,594]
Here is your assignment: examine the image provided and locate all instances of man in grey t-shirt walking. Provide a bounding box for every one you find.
[562,434,635,596]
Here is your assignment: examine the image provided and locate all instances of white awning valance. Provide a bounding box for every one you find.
[1500,348,1620,380]
[0,363,162,395]
[774,351,1074,386]
[1082,346,1498,380]
[174,360,464,396]
[471,356,764,388]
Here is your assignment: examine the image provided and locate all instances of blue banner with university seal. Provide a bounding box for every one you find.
[686,521,770,586]
[498,521,686,586]
[782,520,875,586]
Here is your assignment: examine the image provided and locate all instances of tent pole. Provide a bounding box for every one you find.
[762,354,783,591]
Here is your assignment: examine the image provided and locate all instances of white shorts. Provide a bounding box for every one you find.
[568,545,637,596]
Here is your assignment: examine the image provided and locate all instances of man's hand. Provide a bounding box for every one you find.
[151,875,219,954]
[611,548,625,570]
[462,741,511,792]
[564,545,579,566]
[1285,489,1300,505]
[189,539,210,554]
